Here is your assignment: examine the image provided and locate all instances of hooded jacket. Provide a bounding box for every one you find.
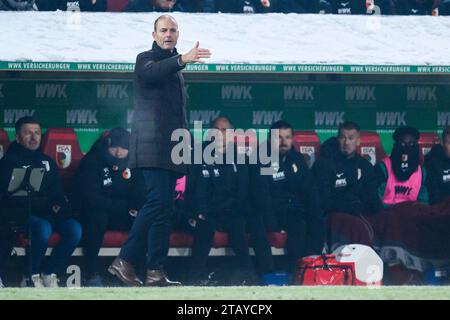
[72,140,146,217]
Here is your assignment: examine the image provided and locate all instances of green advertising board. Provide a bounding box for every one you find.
[1,61,449,152]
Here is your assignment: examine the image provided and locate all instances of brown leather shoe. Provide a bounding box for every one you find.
[108,257,143,287]
[145,270,182,287]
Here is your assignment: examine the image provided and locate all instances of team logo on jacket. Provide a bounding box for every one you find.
[42,161,50,172]
[443,170,450,183]
[335,173,347,188]
[56,145,71,169]
[202,169,210,178]
[300,146,315,168]
[103,177,113,187]
[361,147,376,166]
[122,168,131,180]
[272,171,286,181]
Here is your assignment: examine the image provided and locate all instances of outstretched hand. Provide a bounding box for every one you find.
[181,42,211,65]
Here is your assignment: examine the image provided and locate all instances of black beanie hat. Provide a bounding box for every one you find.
[393,126,420,143]
[105,127,130,149]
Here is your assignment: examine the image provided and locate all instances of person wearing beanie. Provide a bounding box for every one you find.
[375,126,428,207]
[73,127,146,287]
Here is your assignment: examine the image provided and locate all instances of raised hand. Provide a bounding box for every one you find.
[181,42,211,65]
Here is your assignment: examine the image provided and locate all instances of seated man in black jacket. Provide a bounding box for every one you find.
[425,126,450,205]
[0,116,81,288]
[73,128,145,287]
[312,121,382,251]
[188,117,274,285]
[264,121,325,271]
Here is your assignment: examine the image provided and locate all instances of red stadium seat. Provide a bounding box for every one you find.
[16,233,61,248]
[40,128,84,183]
[267,232,288,249]
[17,231,288,253]
[419,132,440,164]
[358,131,387,165]
[293,131,320,168]
[0,128,10,160]
[100,231,196,248]
[107,0,129,12]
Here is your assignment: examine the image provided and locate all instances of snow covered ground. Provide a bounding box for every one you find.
[0,11,449,65]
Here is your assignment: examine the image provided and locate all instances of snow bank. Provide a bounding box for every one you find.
[0,11,449,65]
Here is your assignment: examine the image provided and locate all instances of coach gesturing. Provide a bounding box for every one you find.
[109,15,211,287]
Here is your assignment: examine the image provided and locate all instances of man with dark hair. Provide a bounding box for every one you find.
[263,120,324,271]
[312,121,382,250]
[108,15,210,287]
[0,116,81,288]
[187,116,275,285]
[376,126,428,206]
[74,128,145,287]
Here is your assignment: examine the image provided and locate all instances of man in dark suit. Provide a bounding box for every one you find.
[108,15,211,287]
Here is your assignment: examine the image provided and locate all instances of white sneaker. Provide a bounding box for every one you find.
[42,273,59,288]
[0,276,4,288]
[31,274,44,288]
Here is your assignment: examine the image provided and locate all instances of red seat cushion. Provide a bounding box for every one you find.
[267,232,288,248]
[293,131,320,168]
[358,131,387,165]
[102,231,128,247]
[0,128,10,160]
[170,232,194,247]
[212,232,229,248]
[16,231,288,249]
[16,233,61,247]
[107,0,129,12]
[419,132,440,164]
[40,128,84,183]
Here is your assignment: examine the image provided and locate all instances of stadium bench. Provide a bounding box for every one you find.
[293,131,320,168]
[358,131,387,165]
[13,231,287,257]
[0,128,10,160]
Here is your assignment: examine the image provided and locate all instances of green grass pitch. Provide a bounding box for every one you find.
[1,286,450,300]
